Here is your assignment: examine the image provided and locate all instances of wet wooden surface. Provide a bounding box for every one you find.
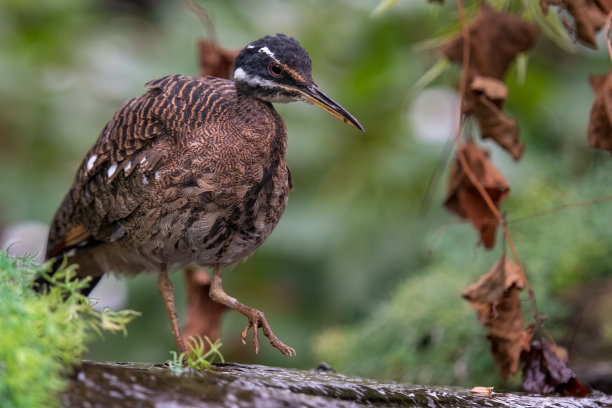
[62,361,612,407]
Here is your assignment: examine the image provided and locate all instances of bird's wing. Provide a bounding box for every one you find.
[46,75,232,260]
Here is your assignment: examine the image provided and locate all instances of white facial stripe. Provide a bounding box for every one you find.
[233,67,248,81]
[234,67,278,89]
[87,155,97,171]
[124,161,131,173]
[234,67,300,103]
[246,44,255,49]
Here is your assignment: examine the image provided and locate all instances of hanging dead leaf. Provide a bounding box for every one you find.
[462,255,526,320]
[445,142,510,248]
[588,72,612,153]
[565,0,609,48]
[541,0,611,47]
[521,339,590,396]
[470,76,508,100]
[440,5,539,80]
[462,255,533,378]
[198,39,240,79]
[468,76,524,160]
[440,5,533,160]
[487,292,534,379]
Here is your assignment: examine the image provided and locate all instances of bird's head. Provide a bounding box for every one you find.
[233,34,364,131]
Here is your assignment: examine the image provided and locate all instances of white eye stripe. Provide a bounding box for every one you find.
[124,161,131,173]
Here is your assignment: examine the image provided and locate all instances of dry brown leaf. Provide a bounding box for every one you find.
[440,5,533,160]
[542,0,611,47]
[588,72,612,153]
[440,5,539,80]
[474,96,523,160]
[566,0,608,48]
[521,339,590,396]
[462,255,533,378]
[487,294,534,379]
[470,76,508,100]
[198,39,240,79]
[462,255,526,320]
[445,142,510,248]
[468,77,524,160]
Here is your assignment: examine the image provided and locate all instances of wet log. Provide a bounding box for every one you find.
[63,361,612,407]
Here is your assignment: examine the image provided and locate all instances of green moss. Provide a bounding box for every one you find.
[0,251,139,408]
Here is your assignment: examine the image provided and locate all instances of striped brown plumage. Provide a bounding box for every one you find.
[40,34,363,357]
[47,75,289,274]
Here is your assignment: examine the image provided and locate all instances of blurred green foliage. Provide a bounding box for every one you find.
[316,160,612,387]
[1,0,611,388]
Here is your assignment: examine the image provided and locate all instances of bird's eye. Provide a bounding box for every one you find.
[268,63,283,77]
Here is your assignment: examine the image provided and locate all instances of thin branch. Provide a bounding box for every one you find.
[419,133,456,216]
[430,194,612,253]
[509,195,612,225]
[453,0,528,291]
[185,0,218,44]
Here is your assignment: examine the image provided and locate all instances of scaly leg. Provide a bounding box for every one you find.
[209,264,295,356]
[158,264,187,356]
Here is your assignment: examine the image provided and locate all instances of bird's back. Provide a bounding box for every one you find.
[46,74,291,276]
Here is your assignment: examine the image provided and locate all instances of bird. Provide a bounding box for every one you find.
[36,33,364,357]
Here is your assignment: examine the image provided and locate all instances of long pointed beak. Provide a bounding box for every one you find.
[298,84,364,132]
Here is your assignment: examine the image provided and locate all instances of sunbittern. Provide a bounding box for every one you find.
[37,34,364,356]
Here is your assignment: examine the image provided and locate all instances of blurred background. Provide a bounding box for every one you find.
[1,0,611,389]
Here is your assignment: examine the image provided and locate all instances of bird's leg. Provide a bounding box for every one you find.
[158,264,187,356]
[209,264,296,356]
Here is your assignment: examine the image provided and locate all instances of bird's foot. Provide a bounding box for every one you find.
[240,308,296,356]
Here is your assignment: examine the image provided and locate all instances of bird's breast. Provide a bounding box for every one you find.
[137,106,290,267]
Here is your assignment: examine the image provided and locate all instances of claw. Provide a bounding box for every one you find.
[239,309,295,356]
[210,265,295,356]
[240,322,251,345]
[240,320,260,354]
